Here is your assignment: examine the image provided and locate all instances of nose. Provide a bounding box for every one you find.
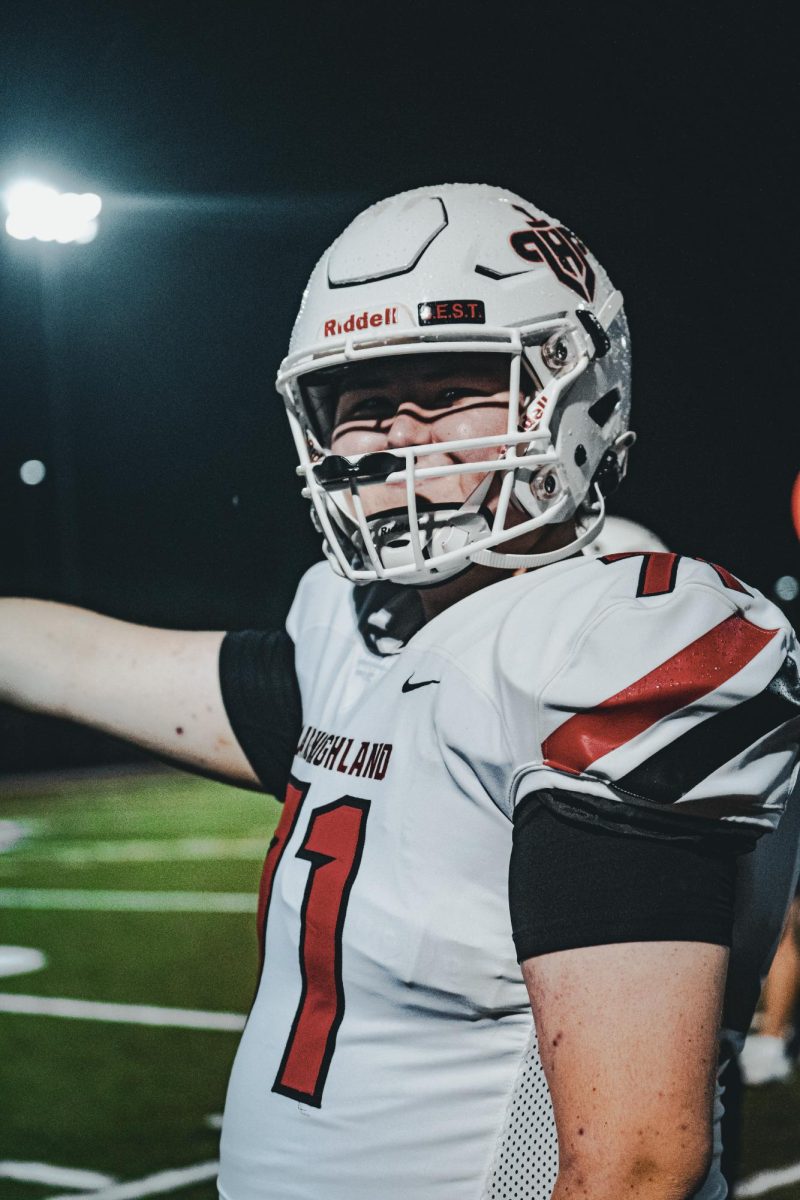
[386,403,431,450]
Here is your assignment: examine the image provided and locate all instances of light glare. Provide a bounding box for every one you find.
[3,180,101,244]
[20,459,47,486]
[774,575,799,603]
[5,181,58,213]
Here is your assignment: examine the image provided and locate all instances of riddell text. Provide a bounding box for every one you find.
[295,723,393,780]
[323,308,398,337]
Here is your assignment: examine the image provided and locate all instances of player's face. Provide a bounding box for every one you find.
[328,353,514,516]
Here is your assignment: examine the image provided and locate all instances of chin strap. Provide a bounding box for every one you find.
[469,488,606,570]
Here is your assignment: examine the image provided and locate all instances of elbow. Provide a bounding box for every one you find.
[557,1132,713,1200]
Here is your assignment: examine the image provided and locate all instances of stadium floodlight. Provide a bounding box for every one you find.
[3,180,102,243]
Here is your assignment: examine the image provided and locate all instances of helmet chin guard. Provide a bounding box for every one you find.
[277,184,634,586]
[471,487,607,570]
[353,502,495,587]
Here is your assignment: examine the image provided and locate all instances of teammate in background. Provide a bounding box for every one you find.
[739,889,800,1086]
[2,185,800,1200]
[715,779,800,1188]
[738,490,800,1091]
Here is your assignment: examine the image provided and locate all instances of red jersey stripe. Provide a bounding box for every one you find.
[640,553,679,596]
[542,613,779,775]
[695,557,749,595]
[256,779,306,976]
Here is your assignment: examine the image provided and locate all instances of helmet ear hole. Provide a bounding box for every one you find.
[592,449,622,497]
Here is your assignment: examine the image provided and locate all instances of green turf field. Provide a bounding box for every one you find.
[0,769,278,1200]
[0,768,798,1200]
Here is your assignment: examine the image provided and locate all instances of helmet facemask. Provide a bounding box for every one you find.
[280,330,625,585]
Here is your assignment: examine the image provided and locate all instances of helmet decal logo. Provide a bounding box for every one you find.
[418,300,485,326]
[323,307,398,338]
[509,205,596,303]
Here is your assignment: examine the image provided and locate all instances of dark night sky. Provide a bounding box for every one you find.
[0,2,798,768]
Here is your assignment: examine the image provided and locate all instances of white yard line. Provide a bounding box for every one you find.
[0,945,47,977]
[45,1160,219,1200]
[0,1161,115,1188]
[0,888,256,912]
[10,836,266,864]
[737,1160,800,1196]
[0,993,246,1031]
[0,819,31,853]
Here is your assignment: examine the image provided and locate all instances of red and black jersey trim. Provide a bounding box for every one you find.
[254,776,309,990]
[600,551,680,596]
[599,552,750,598]
[695,558,750,595]
[614,653,800,806]
[543,612,779,775]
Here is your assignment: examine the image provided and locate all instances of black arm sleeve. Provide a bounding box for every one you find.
[218,629,302,798]
[510,789,742,962]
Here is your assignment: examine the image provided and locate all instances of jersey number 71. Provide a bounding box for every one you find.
[255,777,370,1108]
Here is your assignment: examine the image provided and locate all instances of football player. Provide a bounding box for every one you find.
[738,894,800,1085]
[1,185,799,1200]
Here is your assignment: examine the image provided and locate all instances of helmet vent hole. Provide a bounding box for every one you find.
[588,387,621,428]
[576,308,612,358]
[574,444,587,467]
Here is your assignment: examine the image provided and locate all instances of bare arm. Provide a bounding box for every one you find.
[523,940,727,1200]
[0,598,261,788]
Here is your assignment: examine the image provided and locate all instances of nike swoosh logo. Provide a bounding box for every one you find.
[402,675,440,693]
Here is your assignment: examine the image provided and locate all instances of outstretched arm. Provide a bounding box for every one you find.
[0,598,262,788]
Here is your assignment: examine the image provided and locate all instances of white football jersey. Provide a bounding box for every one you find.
[218,553,799,1200]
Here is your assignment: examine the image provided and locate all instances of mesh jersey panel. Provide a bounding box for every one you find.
[483,1030,558,1200]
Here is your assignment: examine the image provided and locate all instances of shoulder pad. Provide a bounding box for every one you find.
[509,554,800,832]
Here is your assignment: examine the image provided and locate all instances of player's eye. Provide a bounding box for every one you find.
[428,386,495,410]
[336,394,394,423]
[438,387,477,405]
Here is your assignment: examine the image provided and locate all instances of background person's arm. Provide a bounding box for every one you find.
[0,598,261,788]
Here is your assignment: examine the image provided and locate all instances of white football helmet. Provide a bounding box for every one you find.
[276,183,634,586]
